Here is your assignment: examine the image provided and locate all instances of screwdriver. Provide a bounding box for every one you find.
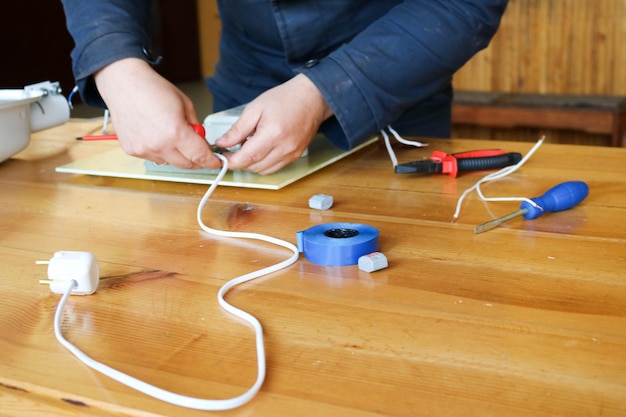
[474,181,589,234]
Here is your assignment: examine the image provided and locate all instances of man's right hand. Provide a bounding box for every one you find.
[94,58,221,169]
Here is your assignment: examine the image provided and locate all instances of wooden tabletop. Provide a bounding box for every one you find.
[1,120,625,417]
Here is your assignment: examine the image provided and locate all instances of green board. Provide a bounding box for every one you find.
[56,134,376,190]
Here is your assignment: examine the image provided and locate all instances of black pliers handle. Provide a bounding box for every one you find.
[395,149,522,178]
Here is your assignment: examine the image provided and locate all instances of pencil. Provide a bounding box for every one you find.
[76,134,118,141]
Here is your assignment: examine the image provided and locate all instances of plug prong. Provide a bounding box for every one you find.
[36,260,50,265]
[39,278,69,285]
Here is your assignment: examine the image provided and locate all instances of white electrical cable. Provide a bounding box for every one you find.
[53,153,299,410]
[380,125,428,168]
[451,136,545,222]
[386,125,428,148]
[102,109,110,134]
[380,126,544,223]
[381,129,398,167]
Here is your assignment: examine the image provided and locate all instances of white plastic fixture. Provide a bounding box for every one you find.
[0,81,70,163]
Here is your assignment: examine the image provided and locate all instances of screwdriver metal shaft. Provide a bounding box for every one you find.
[474,208,527,234]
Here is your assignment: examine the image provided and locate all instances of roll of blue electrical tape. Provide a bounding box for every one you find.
[296,222,379,266]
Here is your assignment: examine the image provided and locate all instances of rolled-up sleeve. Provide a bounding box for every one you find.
[302,0,508,149]
[60,0,153,107]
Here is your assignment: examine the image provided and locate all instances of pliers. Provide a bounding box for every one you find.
[394,149,522,178]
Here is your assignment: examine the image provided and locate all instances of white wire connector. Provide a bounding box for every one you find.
[309,194,334,210]
[38,251,99,295]
[380,125,428,168]
[358,252,388,273]
[451,136,545,222]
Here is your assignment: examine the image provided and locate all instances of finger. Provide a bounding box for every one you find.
[227,140,296,175]
[223,136,271,172]
[216,109,259,148]
[252,152,294,175]
[177,125,223,169]
[243,151,293,175]
[158,149,203,169]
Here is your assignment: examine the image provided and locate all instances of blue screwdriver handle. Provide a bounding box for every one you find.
[521,181,590,220]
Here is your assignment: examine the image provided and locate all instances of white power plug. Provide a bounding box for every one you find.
[38,251,99,295]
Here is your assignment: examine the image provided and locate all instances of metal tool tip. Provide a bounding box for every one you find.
[473,224,491,234]
[474,219,502,234]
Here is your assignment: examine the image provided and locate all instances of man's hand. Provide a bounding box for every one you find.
[215,74,334,175]
[95,58,221,169]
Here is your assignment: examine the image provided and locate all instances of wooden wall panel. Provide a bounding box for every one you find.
[455,0,626,95]
[197,0,221,77]
[453,0,626,146]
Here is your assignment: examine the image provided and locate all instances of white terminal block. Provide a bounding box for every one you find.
[202,103,308,156]
[358,252,388,273]
[309,194,333,210]
[202,104,246,145]
[42,251,99,295]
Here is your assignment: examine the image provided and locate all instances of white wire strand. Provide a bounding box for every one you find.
[53,153,299,410]
[381,129,398,167]
[386,125,428,148]
[380,125,428,168]
[451,136,545,222]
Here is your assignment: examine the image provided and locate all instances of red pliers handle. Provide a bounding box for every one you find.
[395,149,522,178]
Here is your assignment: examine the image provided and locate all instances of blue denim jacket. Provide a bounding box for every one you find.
[61,0,508,150]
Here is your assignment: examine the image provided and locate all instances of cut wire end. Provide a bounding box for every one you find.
[451,136,545,223]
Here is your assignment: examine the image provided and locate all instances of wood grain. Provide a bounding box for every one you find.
[0,121,625,416]
[453,0,626,146]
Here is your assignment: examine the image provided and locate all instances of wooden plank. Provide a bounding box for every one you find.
[2,121,626,416]
[452,105,617,134]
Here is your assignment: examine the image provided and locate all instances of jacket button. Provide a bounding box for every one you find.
[142,46,163,65]
[304,59,319,68]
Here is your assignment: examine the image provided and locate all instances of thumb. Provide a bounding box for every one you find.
[216,110,259,147]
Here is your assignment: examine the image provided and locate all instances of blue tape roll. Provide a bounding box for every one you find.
[296,222,379,266]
